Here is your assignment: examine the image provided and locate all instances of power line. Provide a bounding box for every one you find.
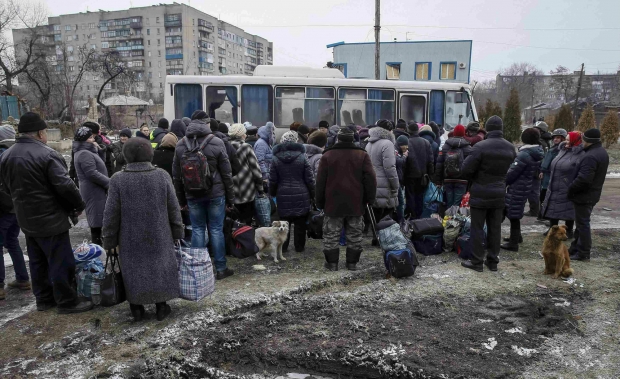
[241,24,620,31]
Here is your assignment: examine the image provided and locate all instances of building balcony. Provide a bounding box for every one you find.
[198,24,214,33]
[165,42,183,48]
[198,45,214,53]
[198,62,213,70]
[130,21,142,29]
[164,19,181,27]
[166,30,182,36]
[166,53,183,60]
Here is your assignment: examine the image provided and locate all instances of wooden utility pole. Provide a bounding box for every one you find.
[572,63,585,125]
[374,0,380,80]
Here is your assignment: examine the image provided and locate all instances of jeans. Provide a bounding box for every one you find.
[188,196,227,272]
[0,214,29,284]
[396,186,406,222]
[470,207,504,266]
[281,215,308,252]
[444,180,468,209]
[570,203,593,257]
[26,231,77,307]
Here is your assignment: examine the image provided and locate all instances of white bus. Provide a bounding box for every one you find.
[164,66,478,139]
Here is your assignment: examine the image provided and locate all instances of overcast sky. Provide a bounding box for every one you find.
[44,0,620,82]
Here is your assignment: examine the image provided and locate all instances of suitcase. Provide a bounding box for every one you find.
[409,218,444,240]
[413,233,443,256]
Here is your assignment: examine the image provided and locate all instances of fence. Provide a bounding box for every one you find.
[0,96,26,121]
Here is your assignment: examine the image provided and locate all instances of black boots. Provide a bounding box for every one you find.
[216,268,234,280]
[324,248,339,271]
[502,235,523,243]
[501,224,521,251]
[156,302,171,321]
[484,260,498,272]
[461,260,483,272]
[130,303,146,322]
[345,248,362,271]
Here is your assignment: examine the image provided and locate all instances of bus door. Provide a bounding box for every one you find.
[398,92,428,125]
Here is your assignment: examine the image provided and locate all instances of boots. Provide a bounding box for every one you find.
[345,248,362,271]
[501,227,520,251]
[129,303,145,322]
[502,235,523,243]
[323,248,340,271]
[156,302,171,321]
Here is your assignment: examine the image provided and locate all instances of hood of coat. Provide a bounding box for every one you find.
[0,139,15,150]
[393,129,410,140]
[72,140,98,154]
[419,129,437,141]
[368,126,395,144]
[444,137,470,149]
[519,144,545,161]
[540,131,552,141]
[158,133,178,150]
[328,125,340,138]
[170,119,186,139]
[186,119,213,138]
[258,122,275,146]
[273,142,306,163]
[304,143,323,157]
[151,127,168,140]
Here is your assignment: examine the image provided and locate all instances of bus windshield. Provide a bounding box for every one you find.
[444,90,475,130]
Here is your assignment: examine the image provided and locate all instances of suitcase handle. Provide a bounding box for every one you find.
[366,204,385,251]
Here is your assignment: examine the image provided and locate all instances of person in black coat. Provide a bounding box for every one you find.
[568,128,609,261]
[501,128,545,251]
[434,124,473,208]
[210,119,242,176]
[460,116,516,272]
[150,118,169,148]
[152,133,178,177]
[419,125,439,165]
[170,119,186,139]
[403,123,434,219]
[526,121,552,217]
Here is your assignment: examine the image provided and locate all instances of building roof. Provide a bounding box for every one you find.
[326,40,473,48]
[101,95,149,107]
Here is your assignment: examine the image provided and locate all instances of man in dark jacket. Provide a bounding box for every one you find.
[316,127,377,271]
[404,123,434,219]
[210,119,241,176]
[434,124,473,208]
[172,111,236,280]
[0,112,91,313]
[245,125,259,147]
[150,118,169,148]
[568,128,609,261]
[460,116,516,272]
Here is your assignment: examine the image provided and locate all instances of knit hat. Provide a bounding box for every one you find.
[123,136,154,163]
[246,126,258,136]
[191,110,208,120]
[337,127,354,143]
[396,135,409,147]
[521,127,540,145]
[82,121,100,135]
[308,131,327,148]
[209,119,220,132]
[158,118,169,130]
[583,128,601,144]
[407,122,419,134]
[74,126,93,142]
[281,130,299,144]
[218,123,229,134]
[453,124,466,137]
[534,121,549,133]
[319,120,330,129]
[298,124,310,135]
[419,125,433,134]
[396,119,407,130]
[551,128,567,139]
[229,123,246,139]
[182,117,191,126]
[376,119,394,131]
[485,116,503,132]
[159,132,178,149]
[466,121,480,132]
[119,128,132,138]
[17,112,47,133]
[0,125,16,141]
[568,131,582,147]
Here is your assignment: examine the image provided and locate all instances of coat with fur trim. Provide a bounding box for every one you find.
[365,127,399,209]
[269,142,315,218]
[504,144,544,219]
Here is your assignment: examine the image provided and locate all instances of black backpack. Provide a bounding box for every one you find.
[444,146,464,178]
[180,135,215,194]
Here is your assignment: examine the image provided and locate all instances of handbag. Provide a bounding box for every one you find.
[100,249,126,307]
[175,241,215,301]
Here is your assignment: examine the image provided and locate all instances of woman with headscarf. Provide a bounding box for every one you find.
[152,132,179,177]
[269,131,315,253]
[102,137,183,322]
[73,126,110,245]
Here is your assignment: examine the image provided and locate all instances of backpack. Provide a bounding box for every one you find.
[384,247,416,278]
[230,225,259,259]
[444,147,464,178]
[180,135,215,193]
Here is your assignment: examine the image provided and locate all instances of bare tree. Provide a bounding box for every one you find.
[549,65,575,103]
[498,62,544,111]
[90,51,128,126]
[22,56,59,116]
[54,43,97,120]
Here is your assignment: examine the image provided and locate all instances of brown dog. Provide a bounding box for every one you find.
[542,225,574,279]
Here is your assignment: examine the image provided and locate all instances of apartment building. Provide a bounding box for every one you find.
[13,3,273,102]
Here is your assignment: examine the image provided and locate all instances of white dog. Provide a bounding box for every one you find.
[255,221,289,263]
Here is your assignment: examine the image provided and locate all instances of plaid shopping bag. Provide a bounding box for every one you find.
[175,241,215,301]
[254,193,271,227]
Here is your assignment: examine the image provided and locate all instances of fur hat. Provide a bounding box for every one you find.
[182,117,191,126]
[229,123,246,139]
[123,136,154,163]
[583,128,601,144]
[191,110,208,120]
[246,126,258,136]
[485,116,503,132]
[0,125,16,141]
[308,131,327,148]
[521,127,540,145]
[297,124,310,135]
[159,132,178,149]
[466,121,480,132]
[289,122,301,131]
[407,122,419,134]
[453,124,466,137]
[396,119,407,130]
[74,126,93,142]
[281,130,299,144]
[158,118,169,130]
[396,135,409,147]
[337,127,354,143]
[318,120,330,129]
[17,112,47,133]
[82,121,100,135]
[119,128,132,138]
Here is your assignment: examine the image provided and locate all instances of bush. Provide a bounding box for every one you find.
[555,105,574,131]
[577,104,596,133]
[545,113,556,131]
[600,110,619,148]
[503,88,521,142]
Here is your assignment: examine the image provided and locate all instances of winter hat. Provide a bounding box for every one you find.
[83,121,100,135]
[337,127,354,143]
[419,125,433,134]
[568,131,582,147]
[485,116,503,132]
[123,136,154,163]
[17,112,47,133]
[246,126,258,136]
[297,124,310,135]
[319,120,330,129]
[243,121,253,129]
[583,128,601,144]
[453,124,466,137]
[119,128,132,138]
[396,135,409,147]
[289,122,301,131]
[281,130,299,144]
[209,119,220,132]
[521,127,540,145]
[218,123,229,134]
[396,119,407,130]
[466,121,480,132]
[191,110,208,120]
[376,119,394,131]
[308,131,327,148]
[170,119,186,139]
[229,123,247,139]
[158,118,169,130]
[159,132,178,149]
[534,121,549,133]
[0,125,16,140]
[551,128,568,139]
[74,126,93,142]
[407,122,419,134]
[182,117,191,126]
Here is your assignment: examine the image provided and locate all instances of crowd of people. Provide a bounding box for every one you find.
[0,110,610,320]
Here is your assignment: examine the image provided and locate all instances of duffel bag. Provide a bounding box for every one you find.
[254,193,271,227]
[378,223,409,252]
[384,247,416,278]
[307,208,324,239]
[412,233,443,256]
[409,218,444,240]
[175,241,215,301]
[230,225,259,259]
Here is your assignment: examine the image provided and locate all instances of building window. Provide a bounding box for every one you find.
[66,36,72,41]
[148,40,150,45]
[158,50,161,57]
[149,61,152,67]
[158,61,161,68]
[157,39,160,46]
[157,28,160,35]
[93,75,100,81]
[386,63,400,80]
[159,82,163,88]
[158,72,161,78]
[148,52,152,57]
[53,25,60,31]
[147,29,150,35]
[148,72,152,78]
[415,62,431,81]
[440,62,456,80]
[101,42,108,48]
[65,25,71,31]
[156,17,160,23]
[90,44,96,50]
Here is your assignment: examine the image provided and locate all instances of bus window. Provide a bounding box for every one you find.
[174,84,202,119]
[445,90,473,130]
[399,95,426,124]
[274,87,335,128]
[337,88,394,127]
[241,85,273,127]
[429,90,445,127]
[206,86,238,124]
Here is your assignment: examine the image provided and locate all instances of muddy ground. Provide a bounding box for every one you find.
[1,180,620,378]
